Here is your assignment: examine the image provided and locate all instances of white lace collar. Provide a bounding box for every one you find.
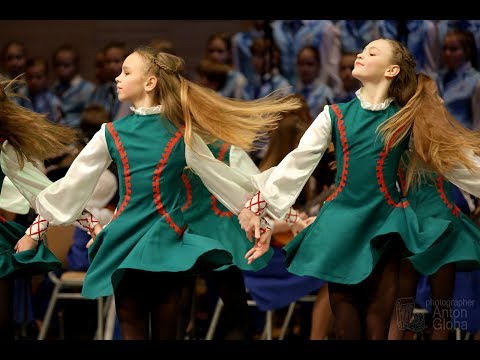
[355,88,394,111]
[129,105,162,115]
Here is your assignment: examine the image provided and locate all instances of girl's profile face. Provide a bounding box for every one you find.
[115,52,148,105]
[352,39,394,83]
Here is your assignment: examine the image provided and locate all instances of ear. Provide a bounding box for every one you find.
[385,64,400,79]
[145,75,157,92]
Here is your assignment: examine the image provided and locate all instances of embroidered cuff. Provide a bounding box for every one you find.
[260,216,273,234]
[76,210,100,233]
[26,215,49,242]
[245,191,267,216]
[285,207,299,228]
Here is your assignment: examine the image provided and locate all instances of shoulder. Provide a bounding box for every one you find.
[110,113,136,127]
[331,97,359,114]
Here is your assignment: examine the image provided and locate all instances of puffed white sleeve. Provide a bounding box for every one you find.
[444,149,480,198]
[33,123,112,225]
[0,176,30,215]
[229,145,260,176]
[185,135,258,215]
[1,141,54,208]
[250,105,333,219]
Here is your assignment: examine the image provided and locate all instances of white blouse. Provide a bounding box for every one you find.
[0,175,31,215]
[3,124,111,226]
[3,101,480,226]
[189,90,480,220]
[0,106,261,226]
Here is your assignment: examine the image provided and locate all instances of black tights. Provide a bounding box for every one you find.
[210,266,251,340]
[390,259,455,340]
[429,263,455,339]
[177,267,251,340]
[114,269,184,340]
[0,278,14,340]
[328,243,401,340]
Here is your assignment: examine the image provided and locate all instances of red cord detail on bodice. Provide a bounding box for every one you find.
[181,173,192,211]
[376,129,409,208]
[210,142,233,217]
[107,123,132,220]
[326,104,349,202]
[152,129,186,235]
[436,176,461,217]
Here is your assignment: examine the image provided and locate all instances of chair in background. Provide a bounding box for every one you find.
[37,225,106,340]
[205,291,274,340]
[277,293,317,340]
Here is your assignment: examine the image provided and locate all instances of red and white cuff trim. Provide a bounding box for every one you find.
[260,217,272,234]
[285,207,299,227]
[76,210,100,233]
[245,191,267,216]
[26,215,49,242]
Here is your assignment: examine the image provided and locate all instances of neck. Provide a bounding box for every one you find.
[361,82,391,105]
[133,97,158,109]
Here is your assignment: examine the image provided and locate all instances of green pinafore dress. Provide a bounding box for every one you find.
[0,168,61,279]
[83,114,235,299]
[399,171,480,274]
[283,98,451,284]
[182,141,273,272]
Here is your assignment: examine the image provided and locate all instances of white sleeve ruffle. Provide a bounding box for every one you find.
[185,134,258,215]
[444,149,480,198]
[5,123,113,226]
[0,176,31,215]
[1,141,53,209]
[250,105,333,219]
[34,124,112,225]
[229,145,260,176]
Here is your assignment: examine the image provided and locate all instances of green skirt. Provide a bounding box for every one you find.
[0,220,61,279]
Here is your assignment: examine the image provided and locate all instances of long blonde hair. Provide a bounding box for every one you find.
[134,46,302,151]
[377,39,480,191]
[0,78,78,168]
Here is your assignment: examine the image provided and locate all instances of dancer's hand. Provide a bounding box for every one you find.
[239,208,260,241]
[291,218,307,236]
[299,211,309,220]
[86,238,94,249]
[14,234,39,253]
[245,229,272,264]
[86,223,103,248]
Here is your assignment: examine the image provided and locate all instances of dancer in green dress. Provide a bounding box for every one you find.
[12,47,301,339]
[236,38,480,339]
[389,158,480,340]
[180,141,273,340]
[0,78,77,339]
